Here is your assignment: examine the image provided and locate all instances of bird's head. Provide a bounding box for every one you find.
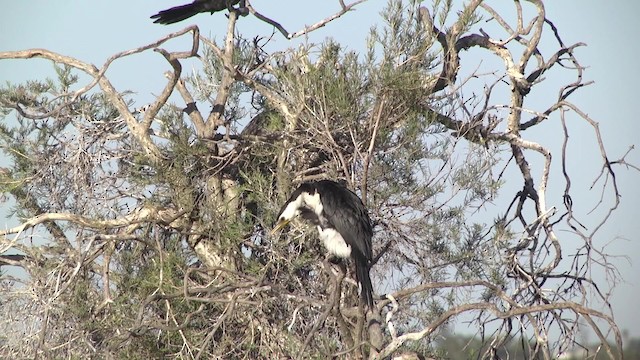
[271,217,292,235]
[271,194,303,235]
[271,183,321,235]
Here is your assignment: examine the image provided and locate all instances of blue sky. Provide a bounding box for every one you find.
[1,0,639,339]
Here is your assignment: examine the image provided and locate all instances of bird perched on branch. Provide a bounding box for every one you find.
[272,180,374,308]
[151,0,241,25]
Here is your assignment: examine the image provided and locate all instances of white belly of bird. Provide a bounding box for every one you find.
[317,226,352,258]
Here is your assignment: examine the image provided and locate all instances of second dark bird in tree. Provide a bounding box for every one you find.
[151,0,241,25]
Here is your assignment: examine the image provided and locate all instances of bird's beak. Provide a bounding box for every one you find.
[271,218,291,235]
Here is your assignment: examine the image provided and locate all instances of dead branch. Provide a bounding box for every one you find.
[245,0,367,39]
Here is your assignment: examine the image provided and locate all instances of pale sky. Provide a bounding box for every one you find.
[1,0,639,339]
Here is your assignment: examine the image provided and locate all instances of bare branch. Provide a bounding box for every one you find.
[245,0,367,39]
[1,205,189,239]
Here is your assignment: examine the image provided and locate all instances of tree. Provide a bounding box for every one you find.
[0,1,633,359]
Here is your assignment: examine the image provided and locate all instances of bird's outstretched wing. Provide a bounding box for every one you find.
[151,0,240,25]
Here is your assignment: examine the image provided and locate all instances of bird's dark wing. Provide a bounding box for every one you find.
[317,181,374,306]
[151,0,240,25]
[317,181,373,262]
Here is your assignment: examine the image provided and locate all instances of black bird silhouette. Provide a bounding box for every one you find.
[151,0,241,25]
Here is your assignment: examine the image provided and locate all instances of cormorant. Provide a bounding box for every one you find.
[272,180,374,307]
[151,0,241,25]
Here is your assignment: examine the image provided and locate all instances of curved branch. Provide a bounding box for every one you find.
[245,0,367,39]
[0,48,162,160]
[376,280,621,359]
[0,205,189,240]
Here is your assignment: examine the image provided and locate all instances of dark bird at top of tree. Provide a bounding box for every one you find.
[271,180,375,308]
[151,0,241,25]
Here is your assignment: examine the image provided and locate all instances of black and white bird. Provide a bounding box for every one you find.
[151,0,241,25]
[271,180,374,307]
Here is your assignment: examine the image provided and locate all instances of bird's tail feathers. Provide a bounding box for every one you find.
[151,4,201,24]
[355,261,374,308]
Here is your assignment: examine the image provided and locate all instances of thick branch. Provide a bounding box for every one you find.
[0,205,189,238]
[0,49,162,161]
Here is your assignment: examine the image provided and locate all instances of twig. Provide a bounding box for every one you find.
[245,0,367,39]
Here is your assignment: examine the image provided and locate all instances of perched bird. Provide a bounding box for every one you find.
[272,180,374,307]
[151,0,241,25]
